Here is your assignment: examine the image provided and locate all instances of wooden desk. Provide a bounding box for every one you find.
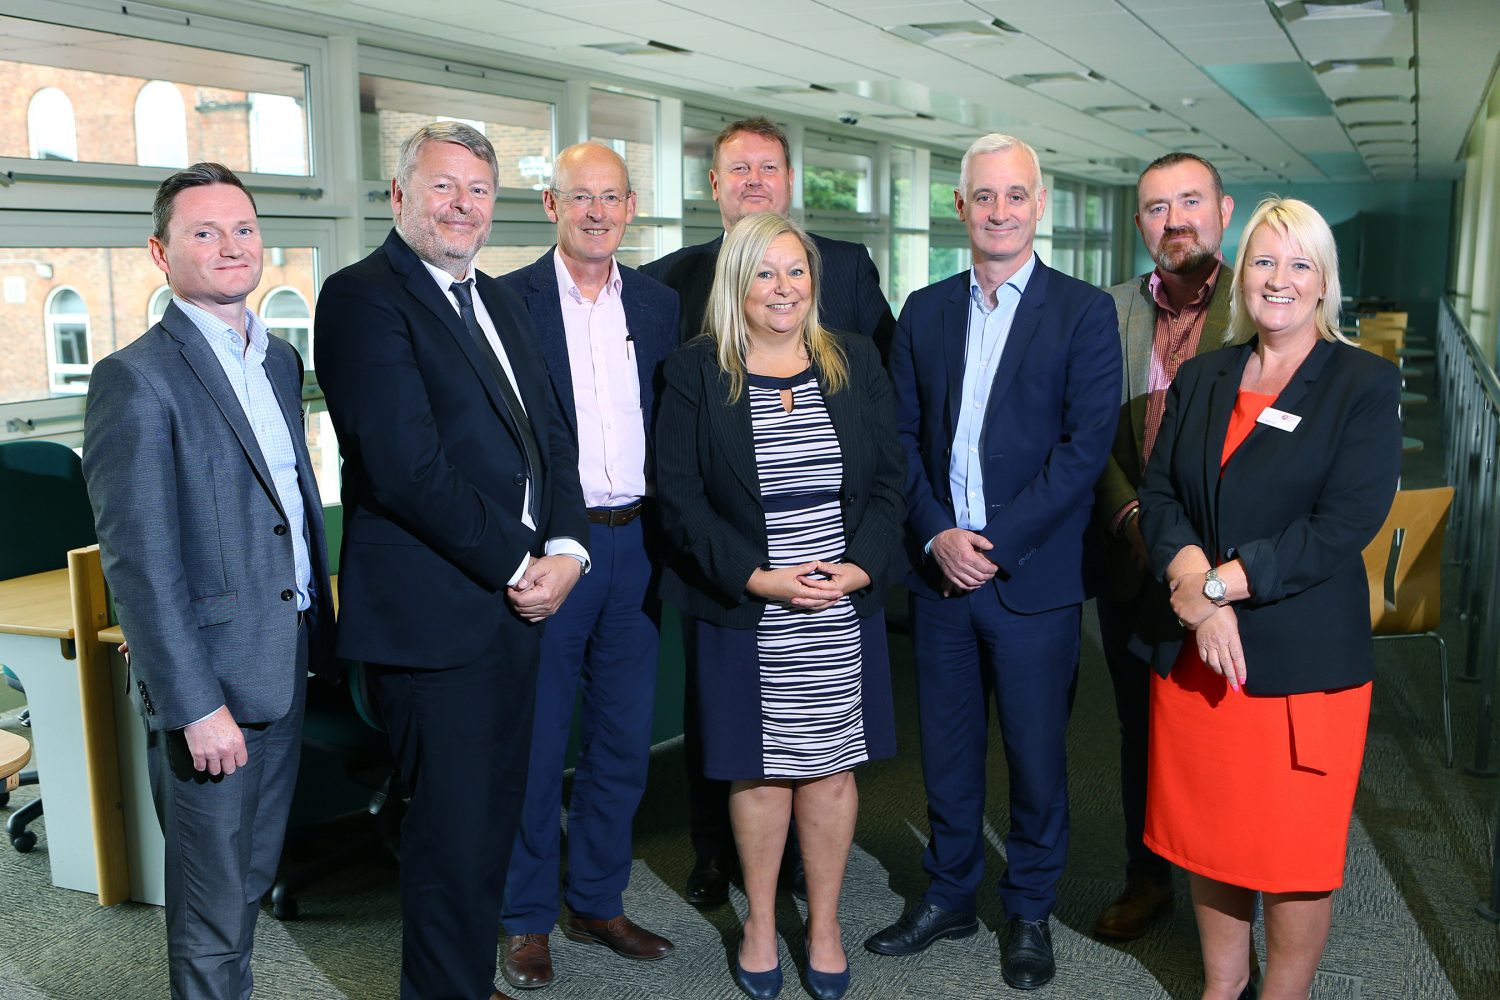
[0,729,31,788]
[0,565,129,901]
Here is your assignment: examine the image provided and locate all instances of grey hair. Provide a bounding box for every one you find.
[395,121,499,191]
[959,133,1043,195]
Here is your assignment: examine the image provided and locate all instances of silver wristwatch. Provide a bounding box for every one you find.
[1203,567,1228,605]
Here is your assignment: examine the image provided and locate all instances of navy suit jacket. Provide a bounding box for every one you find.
[84,302,335,730]
[639,232,897,358]
[1138,339,1401,695]
[314,230,588,669]
[890,259,1122,612]
[496,246,679,449]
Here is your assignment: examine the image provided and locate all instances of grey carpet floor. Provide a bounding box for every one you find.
[2,357,1498,999]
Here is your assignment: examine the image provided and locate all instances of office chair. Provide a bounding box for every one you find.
[1362,487,1456,767]
[0,440,98,851]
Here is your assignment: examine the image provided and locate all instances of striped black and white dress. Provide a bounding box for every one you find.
[746,368,869,778]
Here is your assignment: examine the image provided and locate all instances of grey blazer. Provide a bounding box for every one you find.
[83,301,334,731]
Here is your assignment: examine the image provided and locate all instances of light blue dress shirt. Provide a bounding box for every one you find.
[174,297,311,611]
[948,254,1037,531]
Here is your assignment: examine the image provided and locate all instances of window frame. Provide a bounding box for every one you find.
[43,284,91,395]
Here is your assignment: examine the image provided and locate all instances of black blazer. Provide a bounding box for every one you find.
[639,232,898,358]
[655,332,906,628]
[315,229,589,669]
[1137,339,1402,695]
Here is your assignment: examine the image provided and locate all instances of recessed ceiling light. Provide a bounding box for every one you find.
[1347,120,1415,128]
[1277,0,1408,23]
[584,40,691,57]
[1311,56,1412,73]
[1006,71,1105,87]
[888,19,1020,45]
[1085,104,1162,115]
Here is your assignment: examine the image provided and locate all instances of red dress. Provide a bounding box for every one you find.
[1142,390,1373,893]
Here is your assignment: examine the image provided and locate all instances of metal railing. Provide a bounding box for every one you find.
[1435,300,1500,924]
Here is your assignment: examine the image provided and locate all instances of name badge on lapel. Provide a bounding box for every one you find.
[1256,407,1302,432]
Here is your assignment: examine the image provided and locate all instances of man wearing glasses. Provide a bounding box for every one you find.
[496,142,680,991]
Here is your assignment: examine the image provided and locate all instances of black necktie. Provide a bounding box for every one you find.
[449,279,542,524]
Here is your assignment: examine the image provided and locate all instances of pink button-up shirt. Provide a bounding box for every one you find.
[555,251,647,507]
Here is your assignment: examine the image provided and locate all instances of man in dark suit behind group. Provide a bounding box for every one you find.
[869,134,1120,991]
[496,141,679,991]
[83,163,335,999]
[1091,152,1234,943]
[639,115,897,908]
[315,122,588,1000]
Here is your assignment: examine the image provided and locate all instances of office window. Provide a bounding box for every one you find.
[44,286,91,395]
[929,244,969,283]
[360,75,555,188]
[1050,178,1114,287]
[0,16,311,177]
[683,125,717,202]
[134,81,189,168]
[248,93,309,176]
[803,145,872,214]
[590,91,658,216]
[27,87,78,162]
[147,285,172,327]
[930,163,960,221]
[261,286,312,364]
[889,147,925,313]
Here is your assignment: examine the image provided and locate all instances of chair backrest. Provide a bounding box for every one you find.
[1361,487,1454,635]
[1358,323,1405,350]
[0,440,97,580]
[1369,310,1408,327]
[1356,339,1399,363]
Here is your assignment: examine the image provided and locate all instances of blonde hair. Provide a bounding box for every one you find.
[703,211,847,402]
[1226,196,1349,345]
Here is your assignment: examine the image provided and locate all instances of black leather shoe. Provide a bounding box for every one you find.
[686,855,732,908]
[863,902,977,956]
[1001,918,1054,991]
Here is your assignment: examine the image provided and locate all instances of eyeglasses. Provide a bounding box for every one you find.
[551,189,629,210]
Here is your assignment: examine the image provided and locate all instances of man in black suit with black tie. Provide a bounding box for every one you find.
[639,115,897,907]
[315,122,588,1000]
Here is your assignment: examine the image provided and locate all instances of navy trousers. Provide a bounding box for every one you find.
[912,586,1079,921]
[503,518,660,931]
[1094,593,1171,883]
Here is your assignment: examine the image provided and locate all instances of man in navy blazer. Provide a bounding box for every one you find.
[84,164,334,999]
[638,115,896,907]
[316,123,588,1000]
[870,135,1121,991]
[495,142,679,991]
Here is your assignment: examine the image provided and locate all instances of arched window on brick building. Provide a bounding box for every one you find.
[261,286,311,367]
[135,81,189,168]
[148,285,173,327]
[28,87,78,161]
[45,286,92,395]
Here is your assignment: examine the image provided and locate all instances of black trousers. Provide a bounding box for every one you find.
[370,628,539,1000]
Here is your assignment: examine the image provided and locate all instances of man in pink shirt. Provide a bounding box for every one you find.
[496,142,681,991]
[1093,152,1234,942]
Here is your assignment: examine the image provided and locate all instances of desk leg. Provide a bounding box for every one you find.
[0,633,98,896]
[109,649,164,905]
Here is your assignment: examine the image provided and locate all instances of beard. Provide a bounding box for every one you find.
[397,205,490,273]
[1153,229,1219,275]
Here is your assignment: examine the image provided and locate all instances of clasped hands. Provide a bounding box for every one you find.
[931,528,996,596]
[507,554,583,623]
[1169,570,1246,692]
[747,559,871,611]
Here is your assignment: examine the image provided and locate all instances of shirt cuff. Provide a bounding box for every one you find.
[1111,500,1141,537]
[182,705,224,729]
[507,552,530,588]
[545,537,590,575]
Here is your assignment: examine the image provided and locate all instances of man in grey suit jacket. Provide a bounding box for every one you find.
[83,163,334,1000]
[1091,152,1232,942]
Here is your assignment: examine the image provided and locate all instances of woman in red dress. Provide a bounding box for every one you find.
[1137,197,1401,1000]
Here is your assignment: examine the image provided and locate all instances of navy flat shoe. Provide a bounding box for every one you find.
[803,962,851,1000]
[734,946,783,1000]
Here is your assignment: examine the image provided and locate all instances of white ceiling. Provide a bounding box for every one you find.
[219,0,1500,185]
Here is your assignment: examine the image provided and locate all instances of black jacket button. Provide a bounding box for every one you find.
[513,473,526,486]
[273,524,288,536]
[281,589,294,601]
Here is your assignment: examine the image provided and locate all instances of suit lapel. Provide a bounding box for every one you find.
[982,260,1047,426]
[1202,345,1252,533]
[527,249,577,435]
[165,305,283,520]
[1199,266,1234,351]
[704,352,759,496]
[941,275,969,437]
[620,268,659,417]
[1225,338,1330,470]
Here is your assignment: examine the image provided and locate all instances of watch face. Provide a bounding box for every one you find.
[1204,576,1227,600]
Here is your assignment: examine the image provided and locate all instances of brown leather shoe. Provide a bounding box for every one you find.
[1093,874,1174,941]
[503,933,554,990]
[491,990,521,1000]
[561,912,674,960]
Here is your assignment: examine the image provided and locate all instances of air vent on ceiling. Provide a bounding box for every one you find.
[888,19,1020,44]
[1333,94,1415,106]
[1086,103,1162,115]
[584,40,691,57]
[1347,119,1414,129]
[1007,71,1105,87]
[750,83,838,95]
[1311,56,1412,74]
[1277,0,1407,21]
[1136,127,1202,136]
